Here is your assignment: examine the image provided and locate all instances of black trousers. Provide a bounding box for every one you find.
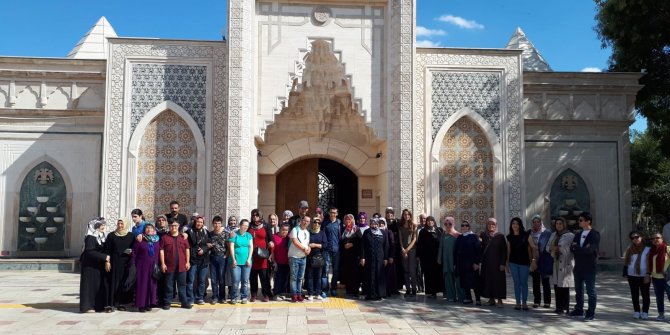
[627,276,650,313]
[250,268,272,297]
[554,286,570,312]
[531,270,551,305]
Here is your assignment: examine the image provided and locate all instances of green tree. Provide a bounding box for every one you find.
[595,0,670,154]
[630,130,670,224]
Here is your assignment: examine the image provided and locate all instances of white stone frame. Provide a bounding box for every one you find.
[429,108,505,221]
[126,101,207,214]
[415,50,524,221]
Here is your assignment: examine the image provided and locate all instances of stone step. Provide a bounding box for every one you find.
[0,258,78,272]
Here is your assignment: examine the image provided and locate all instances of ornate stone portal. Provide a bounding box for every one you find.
[264,40,376,147]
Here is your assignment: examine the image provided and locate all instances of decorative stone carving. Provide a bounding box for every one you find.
[264,39,376,147]
[312,6,331,25]
[130,64,207,138]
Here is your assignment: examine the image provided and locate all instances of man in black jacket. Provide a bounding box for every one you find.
[569,212,600,321]
[187,216,210,305]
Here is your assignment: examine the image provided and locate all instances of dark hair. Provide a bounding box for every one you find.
[251,208,262,218]
[426,216,437,225]
[131,208,143,218]
[578,212,593,224]
[212,215,223,223]
[280,222,291,230]
[509,217,524,234]
[329,207,339,212]
[629,231,641,239]
[169,200,179,207]
[239,219,250,226]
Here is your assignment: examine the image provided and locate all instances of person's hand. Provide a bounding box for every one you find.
[207,243,213,249]
[529,260,537,272]
[232,260,237,268]
[304,247,311,256]
[389,258,394,264]
[161,264,167,273]
[644,275,651,284]
[182,233,188,240]
[473,264,479,271]
[268,241,275,249]
[246,259,251,267]
[403,252,408,259]
[383,260,388,266]
[185,262,191,271]
[360,259,365,267]
[136,234,143,242]
[501,265,507,272]
[344,242,353,249]
[105,262,111,272]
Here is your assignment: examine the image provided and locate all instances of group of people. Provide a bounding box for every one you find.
[78,199,670,324]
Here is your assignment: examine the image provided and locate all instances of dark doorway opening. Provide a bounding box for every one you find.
[275,158,358,220]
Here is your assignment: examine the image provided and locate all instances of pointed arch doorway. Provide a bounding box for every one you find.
[275,158,357,218]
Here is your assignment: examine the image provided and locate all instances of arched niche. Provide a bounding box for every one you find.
[549,168,591,232]
[17,161,67,253]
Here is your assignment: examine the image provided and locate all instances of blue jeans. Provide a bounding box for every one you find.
[289,257,306,295]
[187,263,209,303]
[652,278,670,314]
[509,263,530,304]
[307,263,323,296]
[163,271,188,307]
[322,251,340,293]
[230,264,250,301]
[209,255,226,301]
[574,271,597,315]
[273,264,290,296]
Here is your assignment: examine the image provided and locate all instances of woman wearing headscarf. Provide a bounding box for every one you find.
[479,218,509,307]
[105,218,134,312]
[648,233,670,321]
[623,230,650,319]
[339,214,362,298]
[454,220,482,305]
[546,217,574,315]
[417,216,443,298]
[438,217,462,302]
[378,218,397,298]
[360,217,388,300]
[131,222,160,312]
[357,212,369,233]
[79,217,110,313]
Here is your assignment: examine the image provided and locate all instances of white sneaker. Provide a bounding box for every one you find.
[315,295,324,300]
[633,312,641,319]
[656,313,665,321]
[641,312,649,320]
[305,295,313,301]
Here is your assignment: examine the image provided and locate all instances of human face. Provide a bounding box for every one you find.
[270,215,278,226]
[212,220,222,231]
[239,221,249,233]
[370,219,379,229]
[403,211,411,221]
[358,216,366,225]
[386,211,395,220]
[251,211,261,222]
[131,213,142,224]
[511,221,520,234]
[279,225,289,237]
[460,222,470,233]
[578,217,592,229]
[555,220,565,232]
[170,203,179,214]
[312,219,321,230]
[487,221,497,232]
[116,220,125,231]
[419,215,426,224]
[630,233,642,245]
[144,225,156,236]
[299,206,308,216]
[282,213,291,222]
[98,223,106,233]
[329,209,338,220]
[532,219,542,230]
[195,217,204,229]
[344,216,353,227]
[653,234,663,246]
[426,218,435,228]
[228,217,237,227]
[169,223,179,235]
[301,216,311,229]
[156,217,167,229]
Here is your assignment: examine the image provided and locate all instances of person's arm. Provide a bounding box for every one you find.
[246,235,253,266]
[160,249,167,272]
[185,243,191,271]
[406,228,417,251]
[229,240,237,267]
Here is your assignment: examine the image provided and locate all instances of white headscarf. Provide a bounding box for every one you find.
[86,217,107,245]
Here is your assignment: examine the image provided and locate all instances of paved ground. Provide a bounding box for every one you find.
[0,271,668,334]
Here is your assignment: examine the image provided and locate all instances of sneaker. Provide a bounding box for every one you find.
[305,295,313,301]
[297,295,304,302]
[641,312,649,320]
[321,292,328,299]
[196,300,205,305]
[315,295,324,301]
[657,313,665,321]
[181,304,192,309]
[583,314,595,322]
[250,295,256,302]
[330,290,338,297]
[241,299,248,304]
[162,305,170,310]
[262,296,269,302]
[633,312,641,319]
[230,300,238,305]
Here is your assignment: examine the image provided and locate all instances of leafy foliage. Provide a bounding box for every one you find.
[630,130,670,221]
[595,0,670,154]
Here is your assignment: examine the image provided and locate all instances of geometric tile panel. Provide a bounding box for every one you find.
[439,117,494,233]
[131,64,207,138]
[136,110,197,220]
[431,71,500,140]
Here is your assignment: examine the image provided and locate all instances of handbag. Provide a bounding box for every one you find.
[310,253,325,268]
[152,262,163,280]
[255,247,270,259]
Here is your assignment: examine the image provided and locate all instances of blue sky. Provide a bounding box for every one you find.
[0,0,645,131]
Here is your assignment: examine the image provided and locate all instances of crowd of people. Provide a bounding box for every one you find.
[79,200,670,323]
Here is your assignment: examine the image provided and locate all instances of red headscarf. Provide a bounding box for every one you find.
[648,242,668,275]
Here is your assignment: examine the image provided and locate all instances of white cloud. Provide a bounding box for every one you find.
[437,15,484,30]
[416,26,446,37]
[581,67,602,72]
[416,40,440,48]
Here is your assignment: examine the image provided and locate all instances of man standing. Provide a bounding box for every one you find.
[166,201,189,231]
[160,219,191,309]
[322,207,341,297]
[569,212,600,321]
[290,200,309,229]
[186,216,210,305]
[289,216,311,302]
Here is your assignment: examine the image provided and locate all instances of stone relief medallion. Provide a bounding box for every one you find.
[312,6,331,25]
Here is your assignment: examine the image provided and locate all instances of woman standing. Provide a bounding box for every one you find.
[306,218,328,300]
[80,218,110,313]
[547,217,574,315]
[438,217,461,302]
[360,217,388,300]
[249,209,273,302]
[417,216,443,298]
[398,209,418,297]
[105,219,134,312]
[339,214,362,298]
[208,216,228,304]
[507,217,534,310]
[271,223,291,300]
[480,218,508,307]
[229,219,253,304]
[623,231,650,319]
[454,220,481,305]
[132,223,160,312]
[648,233,670,321]
[130,209,146,237]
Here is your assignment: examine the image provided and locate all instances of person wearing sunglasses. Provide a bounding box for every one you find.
[569,212,600,321]
[623,231,651,320]
[648,233,670,321]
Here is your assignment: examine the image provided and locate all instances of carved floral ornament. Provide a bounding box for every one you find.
[312,6,332,25]
[264,39,377,147]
